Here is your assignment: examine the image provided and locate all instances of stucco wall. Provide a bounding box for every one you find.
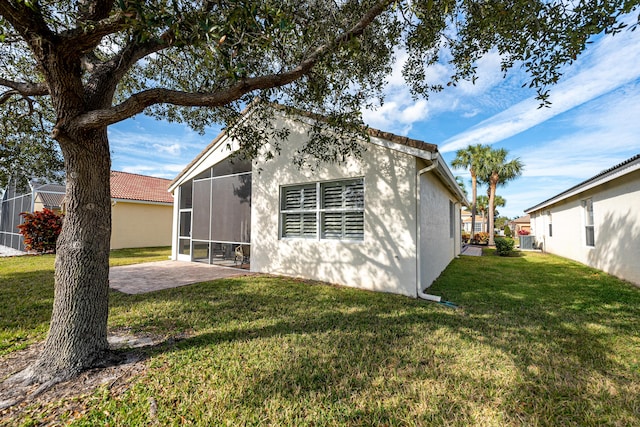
[251,116,419,297]
[419,172,459,289]
[531,170,640,285]
[111,201,173,249]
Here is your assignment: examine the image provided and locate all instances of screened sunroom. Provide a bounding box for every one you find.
[176,156,251,267]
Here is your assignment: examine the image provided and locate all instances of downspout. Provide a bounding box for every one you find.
[416,158,442,303]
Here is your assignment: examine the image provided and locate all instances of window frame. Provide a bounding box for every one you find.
[449,201,455,239]
[582,198,595,247]
[280,178,365,242]
[279,183,319,239]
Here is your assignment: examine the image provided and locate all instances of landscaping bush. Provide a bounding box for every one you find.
[518,229,530,235]
[17,208,64,253]
[473,232,489,244]
[495,237,515,256]
[504,225,512,237]
[462,232,471,243]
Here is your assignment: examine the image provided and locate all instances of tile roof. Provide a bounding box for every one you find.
[512,215,530,223]
[110,171,173,204]
[32,182,66,193]
[37,192,65,209]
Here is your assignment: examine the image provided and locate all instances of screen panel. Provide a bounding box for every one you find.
[210,174,251,243]
[192,179,211,240]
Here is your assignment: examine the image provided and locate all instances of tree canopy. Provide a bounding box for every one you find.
[1,0,637,386]
[1,0,637,163]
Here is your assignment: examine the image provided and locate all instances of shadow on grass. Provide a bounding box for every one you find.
[103,261,640,425]
[3,250,640,425]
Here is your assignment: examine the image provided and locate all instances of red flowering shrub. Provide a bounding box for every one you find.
[518,229,530,235]
[17,208,64,253]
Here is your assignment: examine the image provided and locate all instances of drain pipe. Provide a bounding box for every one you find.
[416,158,442,303]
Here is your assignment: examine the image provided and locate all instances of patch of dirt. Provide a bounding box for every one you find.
[0,331,177,425]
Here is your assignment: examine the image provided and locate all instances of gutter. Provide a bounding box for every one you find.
[415,157,442,303]
[415,154,461,308]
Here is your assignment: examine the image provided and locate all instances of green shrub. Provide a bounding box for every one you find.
[495,237,515,256]
[17,208,64,253]
[504,225,512,237]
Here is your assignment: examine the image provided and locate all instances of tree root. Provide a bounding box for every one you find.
[0,349,139,412]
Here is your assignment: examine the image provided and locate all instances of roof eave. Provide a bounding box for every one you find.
[525,155,640,213]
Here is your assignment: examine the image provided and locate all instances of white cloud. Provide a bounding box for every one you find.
[153,143,182,155]
[362,46,525,135]
[440,22,640,153]
[120,163,186,179]
[517,84,640,179]
[462,109,481,118]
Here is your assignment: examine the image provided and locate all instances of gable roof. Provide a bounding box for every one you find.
[511,215,530,224]
[170,104,439,189]
[525,154,640,213]
[110,171,173,204]
[37,192,65,209]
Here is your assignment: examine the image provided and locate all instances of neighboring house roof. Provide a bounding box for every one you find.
[37,192,65,209]
[525,154,640,213]
[31,182,66,193]
[512,215,530,224]
[110,171,173,204]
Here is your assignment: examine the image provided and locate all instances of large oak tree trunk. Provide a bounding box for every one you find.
[27,128,113,383]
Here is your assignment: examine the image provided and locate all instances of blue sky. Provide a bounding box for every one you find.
[109,18,640,219]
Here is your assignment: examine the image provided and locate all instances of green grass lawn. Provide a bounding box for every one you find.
[2,249,639,426]
[0,247,171,355]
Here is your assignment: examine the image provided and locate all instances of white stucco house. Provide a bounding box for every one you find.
[525,154,640,286]
[169,107,468,298]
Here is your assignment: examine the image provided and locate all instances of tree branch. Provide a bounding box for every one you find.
[0,90,20,105]
[74,0,395,128]
[0,2,57,52]
[77,0,115,22]
[62,11,129,54]
[0,78,50,104]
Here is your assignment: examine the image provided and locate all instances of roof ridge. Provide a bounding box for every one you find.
[110,170,171,182]
[525,153,640,213]
[170,102,438,188]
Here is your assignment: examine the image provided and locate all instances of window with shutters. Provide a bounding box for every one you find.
[280,178,364,241]
[280,184,318,238]
[320,179,364,241]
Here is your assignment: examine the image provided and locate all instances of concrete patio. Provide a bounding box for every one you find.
[461,245,483,256]
[109,260,254,294]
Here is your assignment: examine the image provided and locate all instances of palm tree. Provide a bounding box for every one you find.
[476,195,489,233]
[478,192,506,233]
[455,176,468,198]
[479,148,524,245]
[451,144,491,239]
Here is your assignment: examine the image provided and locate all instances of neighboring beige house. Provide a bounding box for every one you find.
[169,107,468,298]
[0,171,173,251]
[510,215,531,235]
[109,171,174,249]
[525,154,640,286]
[461,208,487,234]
